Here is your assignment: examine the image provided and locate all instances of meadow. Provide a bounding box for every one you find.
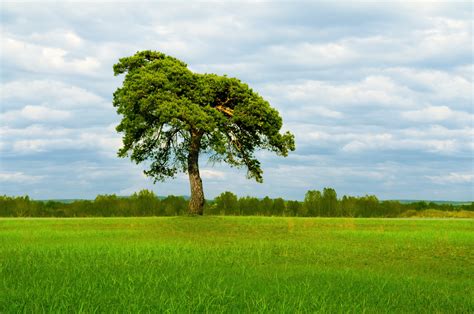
[1,217,473,313]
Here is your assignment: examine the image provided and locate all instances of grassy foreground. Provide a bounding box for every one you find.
[1,217,473,313]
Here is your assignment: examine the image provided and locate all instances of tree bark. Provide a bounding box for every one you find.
[188,130,205,215]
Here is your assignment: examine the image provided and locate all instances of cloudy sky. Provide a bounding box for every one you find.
[1,1,472,201]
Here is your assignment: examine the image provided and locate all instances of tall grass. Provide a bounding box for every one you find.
[400,209,474,218]
[1,217,473,312]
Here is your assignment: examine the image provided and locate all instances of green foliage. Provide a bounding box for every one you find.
[272,197,286,216]
[0,191,185,217]
[212,191,239,215]
[303,190,322,216]
[1,217,472,312]
[161,195,187,216]
[0,191,472,218]
[322,188,337,216]
[286,200,301,216]
[260,196,273,216]
[236,196,260,216]
[112,50,295,183]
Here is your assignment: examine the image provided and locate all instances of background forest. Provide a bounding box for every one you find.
[1,189,472,218]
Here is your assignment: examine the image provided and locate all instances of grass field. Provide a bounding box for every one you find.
[1,217,473,313]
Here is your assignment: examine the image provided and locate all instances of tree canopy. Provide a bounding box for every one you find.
[113,50,295,214]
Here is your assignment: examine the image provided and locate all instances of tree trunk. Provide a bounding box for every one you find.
[188,130,205,215]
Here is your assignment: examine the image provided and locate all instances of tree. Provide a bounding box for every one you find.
[286,200,301,216]
[161,195,187,216]
[321,188,337,216]
[304,190,322,216]
[130,189,161,216]
[113,51,295,215]
[341,195,356,217]
[272,197,286,216]
[260,196,274,216]
[214,191,238,215]
[357,195,379,217]
[238,196,260,216]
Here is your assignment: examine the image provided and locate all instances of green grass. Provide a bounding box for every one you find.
[1,217,473,313]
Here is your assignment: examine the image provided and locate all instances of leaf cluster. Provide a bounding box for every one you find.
[113,50,295,182]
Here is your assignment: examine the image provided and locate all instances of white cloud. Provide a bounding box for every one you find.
[341,133,394,153]
[386,67,472,106]
[402,106,472,124]
[2,124,121,155]
[78,127,122,157]
[12,139,52,153]
[426,173,474,185]
[0,172,44,183]
[264,76,417,109]
[454,64,473,82]
[29,29,83,48]
[267,42,356,67]
[286,106,342,119]
[1,80,105,109]
[1,105,71,123]
[289,123,467,155]
[1,34,100,75]
[200,169,226,180]
[412,17,471,59]
[0,125,72,138]
[400,125,473,140]
[328,17,471,66]
[341,133,459,154]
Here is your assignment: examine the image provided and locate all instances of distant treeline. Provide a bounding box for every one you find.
[1,189,473,218]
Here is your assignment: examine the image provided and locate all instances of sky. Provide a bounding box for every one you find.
[0,1,473,201]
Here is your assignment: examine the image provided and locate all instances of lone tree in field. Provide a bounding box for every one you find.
[113,51,295,215]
